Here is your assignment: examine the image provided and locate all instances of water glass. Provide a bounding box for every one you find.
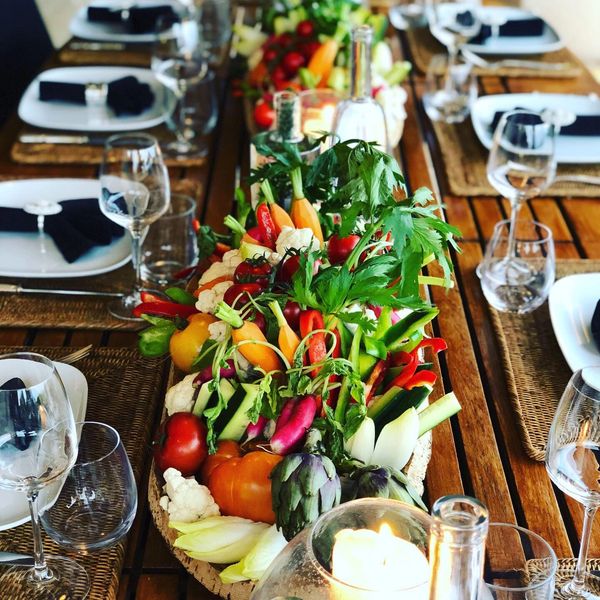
[424,53,477,123]
[40,422,137,553]
[481,522,556,599]
[141,194,199,286]
[198,0,231,66]
[478,219,555,314]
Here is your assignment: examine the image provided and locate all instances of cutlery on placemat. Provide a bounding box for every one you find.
[0,284,124,298]
[60,344,93,365]
[19,134,109,146]
[0,552,35,567]
[68,41,127,51]
[554,174,600,186]
[461,48,571,72]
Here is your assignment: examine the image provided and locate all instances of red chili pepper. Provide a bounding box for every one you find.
[256,203,277,249]
[414,337,448,355]
[404,370,437,390]
[140,291,165,303]
[299,310,327,376]
[192,218,200,234]
[133,301,197,319]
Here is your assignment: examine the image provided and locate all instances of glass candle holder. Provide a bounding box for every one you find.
[300,89,341,141]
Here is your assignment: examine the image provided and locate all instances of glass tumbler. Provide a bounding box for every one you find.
[141,193,199,286]
[40,422,137,553]
[478,219,555,314]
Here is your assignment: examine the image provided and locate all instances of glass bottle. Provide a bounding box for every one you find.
[428,495,489,600]
[332,25,388,152]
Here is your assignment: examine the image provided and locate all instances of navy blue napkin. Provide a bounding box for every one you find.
[87,5,178,34]
[470,17,545,44]
[593,300,600,352]
[39,75,155,116]
[0,198,124,263]
[0,377,38,451]
[490,109,600,137]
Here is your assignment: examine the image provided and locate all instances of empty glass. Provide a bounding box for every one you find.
[141,193,199,286]
[198,0,231,66]
[427,0,482,56]
[546,366,600,599]
[40,422,137,553]
[481,522,557,599]
[479,219,555,314]
[423,53,477,123]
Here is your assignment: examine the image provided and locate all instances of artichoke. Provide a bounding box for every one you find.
[270,431,341,541]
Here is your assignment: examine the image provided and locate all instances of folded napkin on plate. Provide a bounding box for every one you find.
[490,109,600,136]
[470,17,546,44]
[39,75,155,116]
[87,4,178,34]
[0,377,37,451]
[0,198,124,263]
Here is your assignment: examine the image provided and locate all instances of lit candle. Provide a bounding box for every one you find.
[331,523,430,599]
[302,103,337,137]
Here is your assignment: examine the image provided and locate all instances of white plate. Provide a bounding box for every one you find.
[0,178,130,278]
[0,362,88,532]
[471,93,600,164]
[549,273,600,372]
[70,0,181,44]
[18,66,172,132]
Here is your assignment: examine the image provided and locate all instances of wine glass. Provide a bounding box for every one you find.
[152,14,210,156]
[99,133,170,320]
[0,353,88,599]
[40,422,137,553]
[546,366,600,599]
[482,110,556,308]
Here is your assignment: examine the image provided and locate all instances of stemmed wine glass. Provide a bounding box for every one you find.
[0,353,88,599]
[99,133,170,320]
[480,109,557,312]
[546,366,600,599]
[152,14,209,156]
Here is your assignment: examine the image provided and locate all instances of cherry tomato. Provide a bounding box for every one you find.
[278,254,320,283]
[234,258,272,285]
[283,301,301,330]
[200,439,241,483]
[223,282,264,309]
[263,47,278,62]
[271,65,287,85]
[282,51,306,77]
[277,33,293,46]
[154,412,208,477]
[169,313,216,373]
[207,451,283,523]
[254,100,275,129]
[327,234,362,265]
[250,310,267,334]
[296,20,314,37]
[298,40,320,60]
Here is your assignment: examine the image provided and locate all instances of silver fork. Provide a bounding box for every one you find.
[461,48,571,72]
[59,344,93,365]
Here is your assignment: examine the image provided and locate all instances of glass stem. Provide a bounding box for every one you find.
[130,230,144,297]
[27,490,52,582]
[444,46,458,94]
[506,197,522,260]
[571,505,597,592]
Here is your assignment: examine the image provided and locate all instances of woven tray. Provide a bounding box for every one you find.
[0,345,169,600]
[527,558,600,599]
[431,119,600,198]
[404,28,582,79]
[489,259,600,461]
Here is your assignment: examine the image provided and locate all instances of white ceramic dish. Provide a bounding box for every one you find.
[471,93,600,164]
[0,178,130,278]
[0,362,88,531]
[70,0,181,44]
[18,66,172,132]
[549,273,600,372]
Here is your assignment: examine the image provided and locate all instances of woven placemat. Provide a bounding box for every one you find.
[58,39,151,67]
[431,119,600,198]
[405,28,582,78]
[0,345,169,600]
[489,259,600,461]
[527,558,600,598]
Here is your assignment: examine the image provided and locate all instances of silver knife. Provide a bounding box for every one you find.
[0,551,35,567]
[68,41,127,51]
[0,284,124,298]
[19,134,110,146]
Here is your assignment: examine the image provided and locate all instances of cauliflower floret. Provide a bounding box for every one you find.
[164,373,198,416]
[195,280,234,314]
[376,86,408,147]
[343,303,378,335]
[221,249,243,269]
[208,320,231,342]
[159,468,220,523]
[233,350,253,375]
[276,227,320,256]
[198,261,231,286]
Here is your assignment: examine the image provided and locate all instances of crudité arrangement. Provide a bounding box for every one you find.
[136,139,462,585]
[231,0,411,131]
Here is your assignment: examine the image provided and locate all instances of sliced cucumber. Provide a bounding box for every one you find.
[218,384,262,441]
[358,352,378,380]
[193,379,237,417]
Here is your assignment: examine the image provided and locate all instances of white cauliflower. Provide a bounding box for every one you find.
[197,250,242,286]
[195,280,233,314]
[208,320,231,343]
[159,468,220,523]
[221,249,243,269]
[276,227,320,256]
[164,373,198,416]
[343,303,378,335]
[376,86,408,147]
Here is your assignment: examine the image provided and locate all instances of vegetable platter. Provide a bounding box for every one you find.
[232,0,411,142]
[140,139,462,598]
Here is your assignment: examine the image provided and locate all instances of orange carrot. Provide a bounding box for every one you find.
[307,39,339,87]
[289,167,324,244]
[270,301,300,365]
[241,232,264,246]
[194,275,232,297]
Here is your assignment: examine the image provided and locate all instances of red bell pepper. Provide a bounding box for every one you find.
[140,291,165,303]
[364,359,388,402]
[256,203,277,249]
[299,309,327,376]
[387,351,419,390]
[133,301,197,319]
[404,370,437,390]
[414,337,448,355]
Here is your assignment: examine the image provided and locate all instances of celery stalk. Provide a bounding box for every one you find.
[418,392,461,437]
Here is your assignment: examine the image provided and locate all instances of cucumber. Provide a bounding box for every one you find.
[358,352,378,379]
[193,379,236,417]
[368,385,432,436]
[218,384,262,441]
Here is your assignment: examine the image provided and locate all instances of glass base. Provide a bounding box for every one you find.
[164,139,208,159]
[561,573,600,599]
[0,555,89,599]
[107,292,143,321]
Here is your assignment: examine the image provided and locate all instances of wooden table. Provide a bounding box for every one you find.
[1,27,599,600]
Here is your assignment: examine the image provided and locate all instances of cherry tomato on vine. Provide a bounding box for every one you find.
[263,47,278,62]
[296,20,314,37]
[254,101,275,129]
[234,258,272,285]
[282,51,306,77]
[328,234,361,265]
[283,301,301,330]
[223,282,264,309]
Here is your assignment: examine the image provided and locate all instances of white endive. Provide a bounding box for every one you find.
[344,417,376,464]
[370,408,419,471]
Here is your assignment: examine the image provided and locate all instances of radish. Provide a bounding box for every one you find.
[244,415,268,442]
[270,395,318,455]
[193,359,236,385]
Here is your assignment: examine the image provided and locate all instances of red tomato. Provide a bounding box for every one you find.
[263,47,277,62]
[207,451,283,523]
[328,234,361,265]
[283,301,301,330]
[296,20,314,37]
[154,413,208,477]
[278,254,320,282]
[277,33,293,46]
[272,65,287,83]
[282,51,306,77]
[298,40,320,60]
[254,101,275,129]
[234,258,272,285]
[223,282,264,308]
